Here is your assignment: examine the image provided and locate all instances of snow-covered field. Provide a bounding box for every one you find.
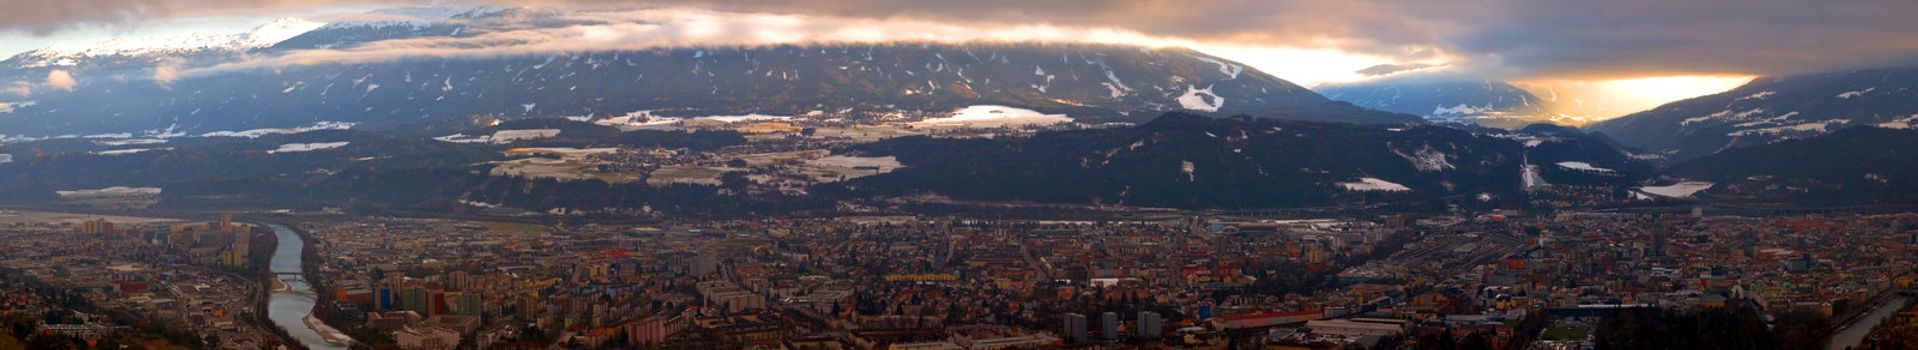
[594,110,684,130]
[801,155,901,181]
[432,133,491,143]
[646,166,728,186]
[55,186,162,198]
[200,121,357,138]
[95,138,168,146]
[1555,161,1616,173]
[807,155,903,171]
[911,105,1072,128]
[1339,178,1411,192]
[268,142,350,154]
[1878,114,1918,129]
[491,129,562,143]
[93,148,156,156]
[1727,119,1848,137]
[1637,181,1715,198]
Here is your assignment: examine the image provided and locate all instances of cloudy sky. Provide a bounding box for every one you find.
[4,0,1917,118]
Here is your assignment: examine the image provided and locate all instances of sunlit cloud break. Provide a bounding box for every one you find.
[182,7,1366,80]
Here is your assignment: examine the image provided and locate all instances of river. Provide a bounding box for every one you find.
[1827,296,1909,350]
[267,224,352,350]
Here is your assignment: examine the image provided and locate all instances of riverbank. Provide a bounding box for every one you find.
[265,224,353,350]
[305,314,353,345]
[286,222,369,348]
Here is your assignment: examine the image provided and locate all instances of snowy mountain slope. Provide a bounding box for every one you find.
[0,9,1408,137]
[1588,65,1918,162]
[5,17,324,68]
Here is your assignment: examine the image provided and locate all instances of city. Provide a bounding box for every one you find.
[1,206,1914,349]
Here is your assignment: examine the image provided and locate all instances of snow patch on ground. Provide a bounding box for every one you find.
[199,121,356,138]
[912,105,1072,128]
[1682,108,1766,127]
[93,148,155,156]
[1100,83,1126,99]
[432,133,490,144]
[1193,56,1243,79]
[1101,66,1132,97]
[803,155,904,182]
[1876,114,1918,129]
[1555,161,1615,173]
[1735,91,1775,101]
[94,138,168,146]
[56,186,161,198]
[1727,119,1848,137]
[1177,85,1224,112]
[1391,144,1455,172]
[1339,178,1411,192]
[1521,165,1545,190]
[1837,88,1875,99]
[1731,112,1801,128]
[267,142,349,154]
[594,110,683,130]
[0,154,10,165]
[1433,104,1493,115]
[1637,181,1714,198]
[491,129,561,143]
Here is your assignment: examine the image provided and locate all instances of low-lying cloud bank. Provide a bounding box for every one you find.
[14,1,1918,82]
[181,7,1214,77]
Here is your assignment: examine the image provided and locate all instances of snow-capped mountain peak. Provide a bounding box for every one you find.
[11,17,325,67]
[238,17,328,48]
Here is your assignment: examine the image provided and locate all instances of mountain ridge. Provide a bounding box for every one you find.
[1587,65,1918,162]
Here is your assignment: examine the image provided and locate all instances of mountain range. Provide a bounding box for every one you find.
[11,6,1918,213]
[1588,66,1918,162]
[0,8,1409,139]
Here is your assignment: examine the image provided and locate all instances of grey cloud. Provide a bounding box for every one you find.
[1357,63,1439,77]
[1443,0,1918,78]
[0,0,392,35]
[9,0,1918,79]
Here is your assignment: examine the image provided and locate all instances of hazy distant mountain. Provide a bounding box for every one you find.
[0,8,1407,138]
[1317,80,1556,129]
[1588,66,1918,162]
